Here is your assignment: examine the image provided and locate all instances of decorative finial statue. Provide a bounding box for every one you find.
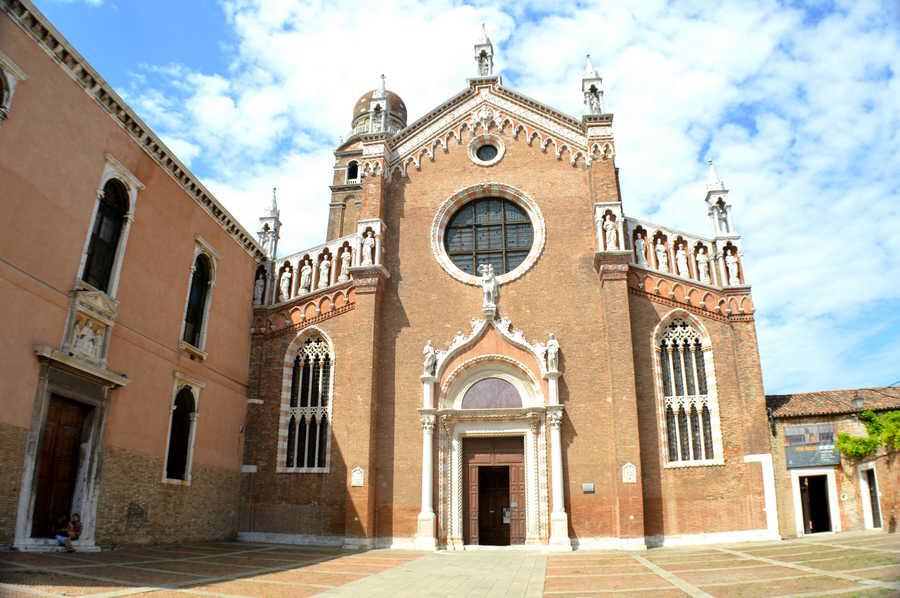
[582,53,604,114]
[474,23,494,77]
[478,263,498,316]
[279,268,292,302]
[258,186,281,259]
[361,230,376,266]
[253,271,265,305]
[634,234,647,266]
[725,250,741,285]
[696,247,710,283]
[546,333,560,372]
[299,259,312,294]
[655,239,669,273]
[422,339,437,376]
[602,214,618,250]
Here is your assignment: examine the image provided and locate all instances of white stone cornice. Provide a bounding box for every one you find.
[388,86,588,171]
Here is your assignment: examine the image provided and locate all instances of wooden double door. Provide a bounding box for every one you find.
[463,437,525,545]
[31,396,90,538]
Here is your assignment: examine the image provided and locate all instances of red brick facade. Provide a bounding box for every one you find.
[239,74,779,550]
[4,1,891,552]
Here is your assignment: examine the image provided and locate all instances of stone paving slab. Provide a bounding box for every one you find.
[2,532,899,597]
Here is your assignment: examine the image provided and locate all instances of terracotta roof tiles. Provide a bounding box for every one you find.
[766,387,900,418]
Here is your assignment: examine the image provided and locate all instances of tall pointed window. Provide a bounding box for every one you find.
[284,336,332,471]
[659,318,720,464]
[182,253,213,349]
[82,179,128,292]
[164,386,198,482]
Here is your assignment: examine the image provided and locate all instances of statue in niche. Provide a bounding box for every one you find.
[716,203,730,233]
[299,260,312,294]
[259,225,272,255]
[603,214,618,250]
[279,270,292,301]
[253,274,265,304]
[586,91,603,115]
[634,235,647,266]
[422,339,437,376]
[338,249,351,283]
[725,251,740,285]
[361,231,375,266]
[675,244,689,277]
[546,333,560,372]
[74,320,99,359]
[478,263,498,312]
[478,51,490,76]
[696,248,710,283]
[655,240,669,273]
[318,255,331,289]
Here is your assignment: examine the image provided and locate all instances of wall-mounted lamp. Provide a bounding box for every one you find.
[851,392,864,411]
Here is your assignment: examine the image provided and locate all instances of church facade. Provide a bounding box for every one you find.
[4,1,893,553]
[238,33,775,550]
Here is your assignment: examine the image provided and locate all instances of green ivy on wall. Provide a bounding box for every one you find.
[836,410,900,458]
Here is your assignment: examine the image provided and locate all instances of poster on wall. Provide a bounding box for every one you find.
[783,423,841,468]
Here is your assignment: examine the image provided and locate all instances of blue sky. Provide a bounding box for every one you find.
[33,0,900,394]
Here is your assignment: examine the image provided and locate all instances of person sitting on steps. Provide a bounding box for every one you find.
[54,513,81,552]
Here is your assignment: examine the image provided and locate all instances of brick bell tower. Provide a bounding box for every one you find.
[325,75,407,547]
[327,75,407,243]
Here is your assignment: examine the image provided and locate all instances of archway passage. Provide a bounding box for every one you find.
[463,437,525,546]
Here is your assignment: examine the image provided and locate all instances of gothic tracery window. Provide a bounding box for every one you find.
[444,198,533,276]
[659,318,718,464]
[285,336,332,470]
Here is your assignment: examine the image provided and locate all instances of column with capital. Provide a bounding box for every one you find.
[546,404,571,549]
[525,420,541,544]
[415,372,437,549]
[543,332,571,549]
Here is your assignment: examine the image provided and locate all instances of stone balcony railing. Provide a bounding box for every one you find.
[256,223,384,307]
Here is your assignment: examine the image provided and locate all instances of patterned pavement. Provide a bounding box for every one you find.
[0,532,897,598]
[544,532,900,597]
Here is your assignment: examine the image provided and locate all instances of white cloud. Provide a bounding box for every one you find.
[124,0,900,393]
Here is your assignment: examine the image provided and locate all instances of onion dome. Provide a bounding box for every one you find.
[350,75,407,135]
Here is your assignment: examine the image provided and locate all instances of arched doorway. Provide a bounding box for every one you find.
[436,357,550,549]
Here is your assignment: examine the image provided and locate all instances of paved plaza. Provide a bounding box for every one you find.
[0,532,898,598]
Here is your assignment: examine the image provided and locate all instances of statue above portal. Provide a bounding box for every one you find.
[478,263,498,316]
